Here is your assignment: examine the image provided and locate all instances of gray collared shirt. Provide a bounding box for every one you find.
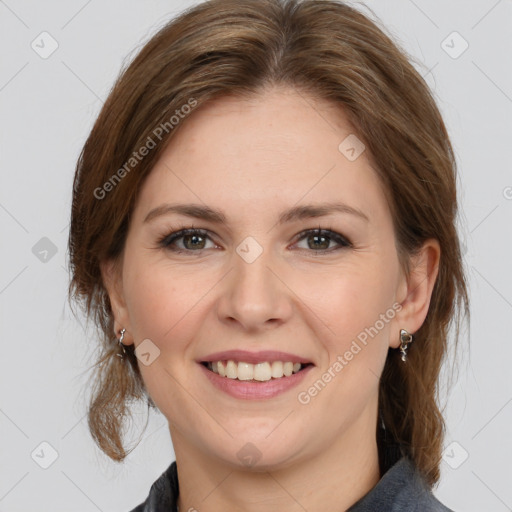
[129,456,453,511]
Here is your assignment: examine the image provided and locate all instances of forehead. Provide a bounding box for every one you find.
[133,87,389,225]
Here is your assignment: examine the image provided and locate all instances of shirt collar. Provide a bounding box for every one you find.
[134,455,450,512]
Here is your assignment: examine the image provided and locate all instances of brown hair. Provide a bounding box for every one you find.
[68,0,470,486]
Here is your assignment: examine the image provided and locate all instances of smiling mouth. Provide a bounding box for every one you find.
[201,360,313,382]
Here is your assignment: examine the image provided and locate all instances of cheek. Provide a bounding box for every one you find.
[308,270,398,396]
[122,247,184,339]
[310,271,396,380]
[121,256,208,405]
[309,265,395,337]
[124,268,175,339]
[122,251,223,357]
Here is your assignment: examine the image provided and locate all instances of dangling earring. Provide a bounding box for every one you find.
[116,328,127,359]
[399,328,413,362]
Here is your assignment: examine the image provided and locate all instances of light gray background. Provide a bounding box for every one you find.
[1,0,511,511]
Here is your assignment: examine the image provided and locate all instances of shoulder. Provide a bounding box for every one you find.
[389,457,453,511]
[347,456,454,512]
[128,461,179,512]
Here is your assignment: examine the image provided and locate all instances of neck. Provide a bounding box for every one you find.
[172,411,381,512]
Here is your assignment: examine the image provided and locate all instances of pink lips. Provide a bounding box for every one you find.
[197,349,314,400]
[198,349,312,365]
[198,362,313,399]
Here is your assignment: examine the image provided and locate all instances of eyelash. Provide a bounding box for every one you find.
[156,224,353,255]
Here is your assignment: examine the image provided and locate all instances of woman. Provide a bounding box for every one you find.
[68,0,470,510]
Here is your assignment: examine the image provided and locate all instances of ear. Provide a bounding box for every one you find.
[390,238,441,348]
[100,258,134,346]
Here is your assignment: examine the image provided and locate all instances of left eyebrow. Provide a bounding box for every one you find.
[143,201,370,225]
[276,202,369,224]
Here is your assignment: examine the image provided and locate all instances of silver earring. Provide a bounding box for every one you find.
[116,328,127,359]
[399,329,413,362]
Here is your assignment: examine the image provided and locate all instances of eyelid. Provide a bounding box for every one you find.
[156,225,353,252]
[292,226,352,248]
[157,227,213,249]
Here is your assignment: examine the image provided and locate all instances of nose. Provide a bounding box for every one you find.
[216,243,294,332]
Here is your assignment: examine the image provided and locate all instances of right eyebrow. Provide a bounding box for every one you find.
[143,201,370,225]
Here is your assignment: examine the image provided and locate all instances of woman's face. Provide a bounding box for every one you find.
[103,86,436,469]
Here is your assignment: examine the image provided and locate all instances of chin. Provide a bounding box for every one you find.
[206,434,307,472]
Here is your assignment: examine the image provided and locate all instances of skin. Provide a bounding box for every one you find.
[101,86,440,512]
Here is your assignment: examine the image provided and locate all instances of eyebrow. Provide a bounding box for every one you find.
[143,202,369,225]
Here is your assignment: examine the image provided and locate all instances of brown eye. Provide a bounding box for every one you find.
[181,232,207,250]
[294,228,352,253]
[158,227,351,255]
[158,229,214,253]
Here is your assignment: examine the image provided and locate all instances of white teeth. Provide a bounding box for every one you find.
[226,360,238,379]
[254,362,271,381]
[283,362,293,377]
[237,362,253,381]
[206,360,305,381]
[271,361,284,378]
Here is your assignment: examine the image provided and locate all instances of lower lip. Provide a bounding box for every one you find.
[199,363,314,400]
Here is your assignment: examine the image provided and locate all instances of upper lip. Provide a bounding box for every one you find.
[198,350,314,365]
